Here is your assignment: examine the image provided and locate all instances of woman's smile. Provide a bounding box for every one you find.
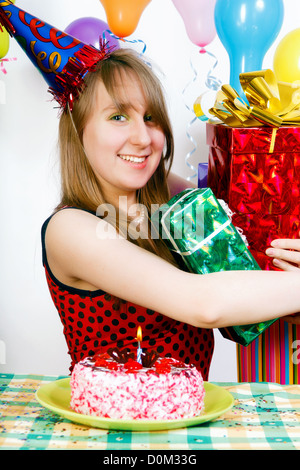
[118,154,148,168]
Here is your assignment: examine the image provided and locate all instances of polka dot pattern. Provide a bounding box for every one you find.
[44,266,214,379]
[42,214,214,380]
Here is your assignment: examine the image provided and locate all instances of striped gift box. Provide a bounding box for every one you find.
[237,320,300,384]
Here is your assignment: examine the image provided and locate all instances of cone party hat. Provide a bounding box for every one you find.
[0,0,112,111]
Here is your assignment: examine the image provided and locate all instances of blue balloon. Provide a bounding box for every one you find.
[215,0,284,96]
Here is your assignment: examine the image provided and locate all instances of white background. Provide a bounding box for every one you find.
[0,0,299,380]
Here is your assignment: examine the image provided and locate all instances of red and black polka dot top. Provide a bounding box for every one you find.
[41,209,214,380]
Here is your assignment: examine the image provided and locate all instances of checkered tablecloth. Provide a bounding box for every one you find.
[1,374,300,450]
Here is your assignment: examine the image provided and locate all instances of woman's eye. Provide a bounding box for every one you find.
[144,114,153,122]
[110,114,127,122]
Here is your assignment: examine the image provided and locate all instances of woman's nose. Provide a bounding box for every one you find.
[129,118,152,148]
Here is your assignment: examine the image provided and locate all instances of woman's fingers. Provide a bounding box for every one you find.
[266,239,300,270]
[266,247,300,265]
[272,257,300,271]
[271,238,300,251]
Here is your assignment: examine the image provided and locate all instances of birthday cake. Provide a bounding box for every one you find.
[70,348,205,420]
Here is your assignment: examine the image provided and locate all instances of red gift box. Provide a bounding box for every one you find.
[207,122,300,269]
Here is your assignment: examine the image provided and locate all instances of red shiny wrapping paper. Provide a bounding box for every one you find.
[207,122,300,269]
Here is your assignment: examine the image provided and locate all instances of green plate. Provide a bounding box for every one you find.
[35,378,234,431]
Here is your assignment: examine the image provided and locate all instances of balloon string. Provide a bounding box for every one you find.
[184,116,198,181]
[182,58,198,181]
[181,51,221,180]
[204,50,222,91]
[103,30,150,65]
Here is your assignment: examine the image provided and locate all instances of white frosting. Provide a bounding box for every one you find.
[70,357,205,420]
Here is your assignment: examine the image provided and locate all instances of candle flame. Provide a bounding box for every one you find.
[137,326,142,342]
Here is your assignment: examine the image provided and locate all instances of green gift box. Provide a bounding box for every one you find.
[151,188,277,346]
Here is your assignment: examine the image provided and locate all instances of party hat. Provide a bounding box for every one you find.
[0,0,112,110]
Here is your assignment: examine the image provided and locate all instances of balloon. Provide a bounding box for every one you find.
[172,0,217,52]
[0,26,9,59]
[99,0,151,38]
[273,29,300,83]
[215,0,284,95]
[0,1,16,60]
[65,17,119,51]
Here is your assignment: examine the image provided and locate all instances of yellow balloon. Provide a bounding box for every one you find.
[273,29,300,83]
[0,27,9,60]
[0,1,16,59]
[100,0,151,38]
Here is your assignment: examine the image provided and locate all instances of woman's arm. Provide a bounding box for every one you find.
[45,209,300,328]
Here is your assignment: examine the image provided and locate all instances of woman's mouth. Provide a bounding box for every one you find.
[118,155,147,163]
[118,155,148,169]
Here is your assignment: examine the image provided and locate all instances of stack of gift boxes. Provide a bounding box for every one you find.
[153,71,300,382]
[202,71,300,268]
[196,71,300,383]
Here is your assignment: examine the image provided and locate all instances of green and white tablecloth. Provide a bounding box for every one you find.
[1,374,300,450]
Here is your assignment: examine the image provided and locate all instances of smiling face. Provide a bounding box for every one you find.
[82,72,166,206]
[58,49,174,214]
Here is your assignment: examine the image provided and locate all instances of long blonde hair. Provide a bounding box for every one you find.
[57,48,177,264]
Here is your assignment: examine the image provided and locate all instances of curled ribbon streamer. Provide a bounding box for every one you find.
[102,29,150,66]
[194,51,222,123]
[182,58,199,181]
[194,69,300,128]
[0,56,16,74]
[184,116,198,181]
[183,51,222,179]
[204,50,222,92]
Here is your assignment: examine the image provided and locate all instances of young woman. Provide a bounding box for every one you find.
[42,49,300,379]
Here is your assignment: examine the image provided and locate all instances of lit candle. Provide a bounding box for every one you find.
[136,326,143,364]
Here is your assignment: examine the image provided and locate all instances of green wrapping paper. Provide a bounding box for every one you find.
[151,188,277,346]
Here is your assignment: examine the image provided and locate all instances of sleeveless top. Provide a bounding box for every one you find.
[41,208,214,379]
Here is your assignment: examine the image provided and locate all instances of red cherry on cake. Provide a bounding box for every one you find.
[124,358,143,373]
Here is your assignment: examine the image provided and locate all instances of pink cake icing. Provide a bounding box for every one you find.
[70,348,205,420]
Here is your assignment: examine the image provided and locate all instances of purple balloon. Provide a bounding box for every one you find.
[65,17,119,51]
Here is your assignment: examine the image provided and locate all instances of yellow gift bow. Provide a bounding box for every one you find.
[194,70,300,129]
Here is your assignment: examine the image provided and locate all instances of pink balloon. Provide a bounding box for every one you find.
[172,0,217,51]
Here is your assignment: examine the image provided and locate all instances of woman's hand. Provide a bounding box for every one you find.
[266,239,300,324]
[266,238,300,271]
